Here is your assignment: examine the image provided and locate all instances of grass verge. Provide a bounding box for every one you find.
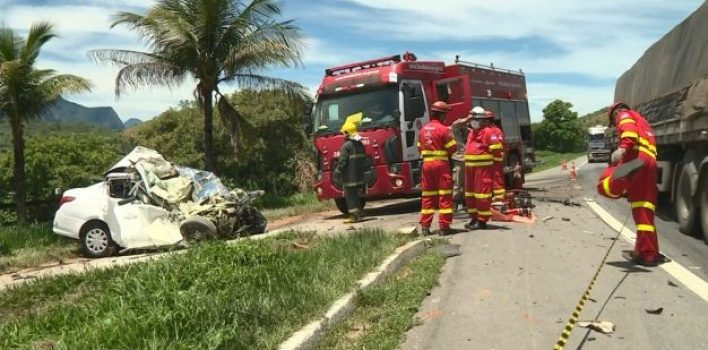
[0,223,77,274]
[0,229,413,349]
[532,150,585,173]
[260,192,335,222]
[316,241,447,350]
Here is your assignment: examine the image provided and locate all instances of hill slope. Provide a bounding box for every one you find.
[42,98,124,131]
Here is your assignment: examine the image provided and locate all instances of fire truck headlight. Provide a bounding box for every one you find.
[317,187,323,195]
[395,179,403,187]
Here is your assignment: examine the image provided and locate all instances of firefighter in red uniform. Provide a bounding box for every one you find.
[597,102,666,266]
[464,107,502,230]
[488,111,506,201]
[418,101,457,236]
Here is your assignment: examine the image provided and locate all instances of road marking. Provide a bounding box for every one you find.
[586,199,708,302]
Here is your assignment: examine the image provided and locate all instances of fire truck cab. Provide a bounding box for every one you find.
[305,52,534,213]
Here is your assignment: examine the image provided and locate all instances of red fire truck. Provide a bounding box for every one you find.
[304,52,535,213]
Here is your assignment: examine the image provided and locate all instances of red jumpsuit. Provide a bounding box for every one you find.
[418,119,457,229]
[465,125,502,222]
[597,109,659,263]
[490,124,506,201]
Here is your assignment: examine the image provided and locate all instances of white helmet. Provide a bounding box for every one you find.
[470,106,486,117]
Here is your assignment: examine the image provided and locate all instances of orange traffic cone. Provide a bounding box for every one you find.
[569,161,577,181]
[561,159,568,171]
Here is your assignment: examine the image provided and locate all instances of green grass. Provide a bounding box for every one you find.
[532,150,586,173]
[0,223,77,273]
[0,229,414,349]
[260,192,335,221]
[316,242,447,350]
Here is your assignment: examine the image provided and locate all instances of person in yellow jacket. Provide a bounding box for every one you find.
[334,113,368,223]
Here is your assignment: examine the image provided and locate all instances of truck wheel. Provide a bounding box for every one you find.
[675,163,699,236]
[334,197,365,215]
[505,153,520,187]
[700,173,708,243]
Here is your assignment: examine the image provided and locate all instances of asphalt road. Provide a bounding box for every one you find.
[576,161,708,281]
[395,158,708,350]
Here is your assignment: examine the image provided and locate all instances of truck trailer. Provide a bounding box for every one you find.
[613,2,708,240]
[304,53,535,214]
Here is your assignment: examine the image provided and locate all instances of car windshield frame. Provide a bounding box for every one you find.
[313,85,400,135]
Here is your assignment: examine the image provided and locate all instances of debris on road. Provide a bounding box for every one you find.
[668,280,679,287]
[534,196,582,206]
[645,307,664,315]
[577,321,615,334]
[542,216,554,223]
[562,217,571,222]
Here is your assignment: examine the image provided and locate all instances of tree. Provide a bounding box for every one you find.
[0,23,92,223]
[91,0,306,172]
[533,100,585,153]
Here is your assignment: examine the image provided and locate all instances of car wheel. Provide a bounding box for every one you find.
[180,216,217,241]
[676,163,699,236]
[80,222,117,258]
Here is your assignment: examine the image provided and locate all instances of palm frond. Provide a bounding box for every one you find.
[114,62,186,96]
[88,49,168,66]
[216,91,257,152]
[221,72,307,101]
[22,22,57,64]
[0,27,21,62]
[36,74,92,103]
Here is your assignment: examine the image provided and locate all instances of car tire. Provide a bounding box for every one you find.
[676,163,699,236]
[334,197,366,215]
[180,216,217,241]
[80,221,117,258]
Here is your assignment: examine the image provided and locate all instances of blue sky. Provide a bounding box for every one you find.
[0,0,703,122]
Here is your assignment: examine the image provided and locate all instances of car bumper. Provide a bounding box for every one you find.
[52,210,83,240]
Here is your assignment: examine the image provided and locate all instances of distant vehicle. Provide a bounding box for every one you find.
[304,52,535,214]
[586,125,610,163]
[611,2,708,239]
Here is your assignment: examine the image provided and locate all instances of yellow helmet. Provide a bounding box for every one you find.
[341,112,363,136]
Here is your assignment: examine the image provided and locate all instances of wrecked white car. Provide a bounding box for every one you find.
[53,146,267,258]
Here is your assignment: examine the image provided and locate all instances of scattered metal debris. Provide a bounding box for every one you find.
[577,321,615,334]
[534,196,582,206]
[562,217,570,222]
[645,307,664,315]
[668,280,679,287]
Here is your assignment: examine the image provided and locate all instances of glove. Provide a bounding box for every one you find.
[611,148,626,164]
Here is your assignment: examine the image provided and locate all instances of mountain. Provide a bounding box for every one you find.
[123,118,144,128]
[41,98,124,131]
[577,106,609,130]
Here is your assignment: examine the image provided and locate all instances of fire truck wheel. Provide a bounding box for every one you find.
[334,197,366,215]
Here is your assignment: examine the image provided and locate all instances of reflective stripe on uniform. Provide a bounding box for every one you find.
[421,150,448,156]
[439,208,453,214]
[602,177,621,198]
[465,191,475,197]
[493,189,506,195]
[424,189,452,196]
[636,224,656,232]
[631,201,656,211]
[423,156,449,162]
[468,208,478,213]
[466,161,494,167]
[477,210,492,216]
[445,139,457,149]
[465,154,493,161]
[493,157,504,162]
[421,208,436,215]
[473,192,493,199]
[618,118,636,126]
[634,146,657,159]
[621,131,638,139]
[489,143,503,150]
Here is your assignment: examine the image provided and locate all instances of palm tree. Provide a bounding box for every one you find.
[0,23,92,224]
[91,0,306,171]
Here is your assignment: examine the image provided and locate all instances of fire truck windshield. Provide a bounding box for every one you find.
[313,85,399,134]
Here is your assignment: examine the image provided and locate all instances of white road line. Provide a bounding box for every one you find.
[586,199,708,302]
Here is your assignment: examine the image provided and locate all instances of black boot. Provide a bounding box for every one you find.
[464,219,478,230]
[469,221,488,230]
[420,227,432,237]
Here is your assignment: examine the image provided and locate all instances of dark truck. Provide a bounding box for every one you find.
[612,1,708,240]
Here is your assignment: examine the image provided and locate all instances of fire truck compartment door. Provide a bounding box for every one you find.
[400,80,429,161]
[432,75,472,125]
